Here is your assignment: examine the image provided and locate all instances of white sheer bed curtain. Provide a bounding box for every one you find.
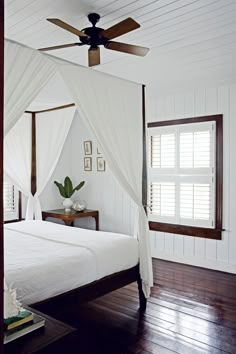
[4,39,76,219]
[4,40,56,135]
[59,64,153,297]
[33,106,76,219]
[4,107,75,220]
[4,114,31,202]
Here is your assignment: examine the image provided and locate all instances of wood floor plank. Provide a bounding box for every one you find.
[86,301,223,354]
[38,259,236,354]
[118,286,236,329]
[103,291,236,346]
[95,295,236,353]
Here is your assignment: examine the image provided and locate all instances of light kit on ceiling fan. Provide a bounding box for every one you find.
[38,13,149,67]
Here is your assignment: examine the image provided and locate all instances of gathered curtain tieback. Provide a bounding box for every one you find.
[26,194,42,220]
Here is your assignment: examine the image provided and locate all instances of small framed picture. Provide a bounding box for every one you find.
[84,157,92,171]
[97,148,101,155]
[97,157,105,172]
[84,141,92,155]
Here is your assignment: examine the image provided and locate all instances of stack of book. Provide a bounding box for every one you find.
[4,308,45,344]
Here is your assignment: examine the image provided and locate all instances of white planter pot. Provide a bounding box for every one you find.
[62,198,73,212]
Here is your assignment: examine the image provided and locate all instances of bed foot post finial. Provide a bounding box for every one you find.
[137,275,147,312]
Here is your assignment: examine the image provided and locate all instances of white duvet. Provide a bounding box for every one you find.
[4,221,139,305]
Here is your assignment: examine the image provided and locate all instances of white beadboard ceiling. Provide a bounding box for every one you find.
[5,0,236,91]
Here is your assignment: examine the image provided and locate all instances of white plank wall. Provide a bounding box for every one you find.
[65,112,136,236]
[147,83,236,273]
[39,111,136,234]
[40,84,236,274]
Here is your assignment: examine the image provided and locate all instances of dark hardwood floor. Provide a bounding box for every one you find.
[42,259,236,354]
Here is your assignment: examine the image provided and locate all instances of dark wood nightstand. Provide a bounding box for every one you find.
[42,209,99,230]
[4,306,76,354]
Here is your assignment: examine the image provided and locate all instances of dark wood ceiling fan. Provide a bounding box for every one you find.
[38,13,149,67]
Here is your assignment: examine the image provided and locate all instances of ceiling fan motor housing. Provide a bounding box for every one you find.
[79,26,107,49]
[79,13,109,50]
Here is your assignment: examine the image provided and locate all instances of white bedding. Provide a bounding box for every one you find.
[4,221,139,304]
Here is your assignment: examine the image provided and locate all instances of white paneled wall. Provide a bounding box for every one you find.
[40,85,236,274]
[147,84,236,273]
[38,111,135,234]
[64,112,136,236]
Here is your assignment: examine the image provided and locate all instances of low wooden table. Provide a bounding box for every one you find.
[42,209,99,230]
[4,306,76,354]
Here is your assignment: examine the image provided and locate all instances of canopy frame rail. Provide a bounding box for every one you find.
[25,103,75,115]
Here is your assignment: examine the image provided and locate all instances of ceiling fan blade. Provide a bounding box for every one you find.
[47,19,89,37]
[101,18,140,40]
[88,47,100,67]
[38,43,82,51]
[106,41,149,57]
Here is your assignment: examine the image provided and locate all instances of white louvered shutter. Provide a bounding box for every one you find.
[151,133,175,168]
[4,182,19,221]
[150,182,176,217]
[148,121,215,228]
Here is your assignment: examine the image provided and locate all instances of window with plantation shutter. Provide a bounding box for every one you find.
[4,181,19,221]
[147,115,223,239]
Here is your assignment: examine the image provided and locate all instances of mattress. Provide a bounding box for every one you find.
[4,220,139,304]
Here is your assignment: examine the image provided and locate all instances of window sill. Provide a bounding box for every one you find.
[149,221,222,240]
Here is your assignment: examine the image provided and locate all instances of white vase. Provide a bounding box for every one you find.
[63,198,73,212]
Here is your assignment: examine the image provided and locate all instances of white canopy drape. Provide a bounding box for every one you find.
[4,114,31,199]
[32,106,76,219]
[4,107,75,220]
[59,65,153,296]
[4,40,56,135]
[4,39,153,296]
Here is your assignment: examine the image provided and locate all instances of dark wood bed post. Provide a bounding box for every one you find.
[142,87,147,211]
[137,84,148,312]
[31,112,37,195]
[137,273,147,312]
[0,0,4,347]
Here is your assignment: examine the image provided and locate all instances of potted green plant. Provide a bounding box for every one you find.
[54,177,85,212]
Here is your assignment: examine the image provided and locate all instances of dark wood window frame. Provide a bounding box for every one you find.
[147,114,223,240]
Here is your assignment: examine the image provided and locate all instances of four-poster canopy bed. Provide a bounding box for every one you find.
[3,38,153,337]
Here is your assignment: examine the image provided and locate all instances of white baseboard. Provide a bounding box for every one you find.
[152,250,236,274]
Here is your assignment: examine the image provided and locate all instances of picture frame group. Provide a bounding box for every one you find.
[83,140,106,172]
